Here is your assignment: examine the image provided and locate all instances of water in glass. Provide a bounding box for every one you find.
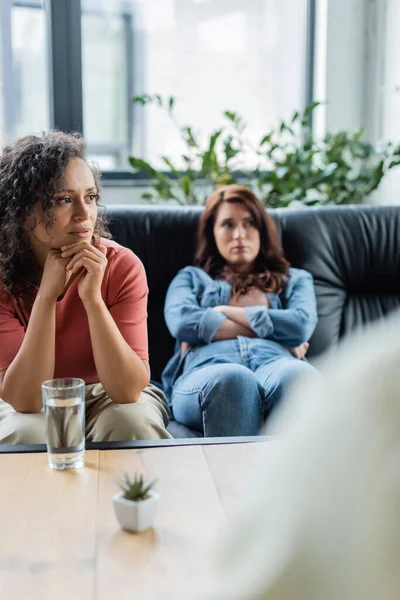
[42,378,85,470]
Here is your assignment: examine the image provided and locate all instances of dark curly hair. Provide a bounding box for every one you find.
[0,131,110,300]
[195,184,290,295]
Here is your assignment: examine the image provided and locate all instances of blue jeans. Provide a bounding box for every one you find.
[171,337,318,437]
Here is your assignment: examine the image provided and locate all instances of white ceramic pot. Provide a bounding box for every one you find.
[112,490,160,533]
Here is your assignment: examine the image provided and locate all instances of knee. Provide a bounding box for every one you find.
[0,412,46,445]
[92,405,139,441]
[265,361,319,412]
[280,361,319,388]
[201,365,259,409]
[92,403,171,442]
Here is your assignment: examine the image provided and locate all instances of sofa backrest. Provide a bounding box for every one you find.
[106,204,400,382]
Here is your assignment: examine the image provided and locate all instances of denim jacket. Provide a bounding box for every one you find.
[161,266,318,400]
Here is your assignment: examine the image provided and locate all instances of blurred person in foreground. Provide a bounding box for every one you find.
[191,311,400,600]
[162,185,319,437]
[0,131,171,443]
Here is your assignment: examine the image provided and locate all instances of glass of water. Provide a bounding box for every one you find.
[42,378,85,470]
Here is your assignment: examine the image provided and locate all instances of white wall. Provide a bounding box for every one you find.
[373,0,400,204]
[380,0,400,142]
[324,0,367,133]
[315,0,400,205]
[314,0,386,137]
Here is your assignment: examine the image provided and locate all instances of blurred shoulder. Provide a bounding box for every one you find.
[173,265,215,285]
[287,267,314,283]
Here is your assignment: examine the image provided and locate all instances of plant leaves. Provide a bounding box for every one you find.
[224,110,237,122]
[129,156,157,176]
[180,174,192,197]
[121,473,156,501]
[127,92,400,208]
[161,156,179,174]
[291,110,299,123]
[260,133,273,145]
[304,101,320,116]
[183,126,199,148]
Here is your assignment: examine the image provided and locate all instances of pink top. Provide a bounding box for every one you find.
[0,239,149,383]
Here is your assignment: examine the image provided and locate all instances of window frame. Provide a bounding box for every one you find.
[1,0,316,185]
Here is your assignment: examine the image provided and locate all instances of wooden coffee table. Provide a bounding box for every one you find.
[0,439,273,600]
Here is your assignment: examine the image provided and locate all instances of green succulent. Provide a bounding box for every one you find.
[120,473,155,501]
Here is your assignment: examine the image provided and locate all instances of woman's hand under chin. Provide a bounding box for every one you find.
[229,286,270,308]
[38,249,71,302]
[61,241,108,305]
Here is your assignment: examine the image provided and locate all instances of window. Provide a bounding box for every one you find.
[1,0,312,176]
[82,0,308,171]
[0,0,50,148]
[81,2,131,170]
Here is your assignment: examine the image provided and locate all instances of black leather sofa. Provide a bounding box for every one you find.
[106,203,400,437]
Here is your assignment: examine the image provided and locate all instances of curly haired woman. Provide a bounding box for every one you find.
[162,185,319,437]
[0,131,171,444]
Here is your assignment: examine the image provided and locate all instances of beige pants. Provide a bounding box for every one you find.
[0,382,172,444]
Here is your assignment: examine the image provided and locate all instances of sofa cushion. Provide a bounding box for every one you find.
[275,205,400,357]
[167,420,202,438]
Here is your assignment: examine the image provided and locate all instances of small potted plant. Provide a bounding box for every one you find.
[113,473,159,533]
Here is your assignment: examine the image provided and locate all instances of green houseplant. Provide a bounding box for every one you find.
[129,94,400,207]
[113,473,159,533]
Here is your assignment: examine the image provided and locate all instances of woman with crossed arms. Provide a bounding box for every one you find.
[162,185,319,437]
[0,131,171,444]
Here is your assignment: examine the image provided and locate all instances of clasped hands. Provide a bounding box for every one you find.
[39,241,107,304]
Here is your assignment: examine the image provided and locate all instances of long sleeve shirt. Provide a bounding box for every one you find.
[161,266,318,399]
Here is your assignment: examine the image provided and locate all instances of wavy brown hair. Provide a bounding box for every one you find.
[195,185,289,295]
[0,131,110,300]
